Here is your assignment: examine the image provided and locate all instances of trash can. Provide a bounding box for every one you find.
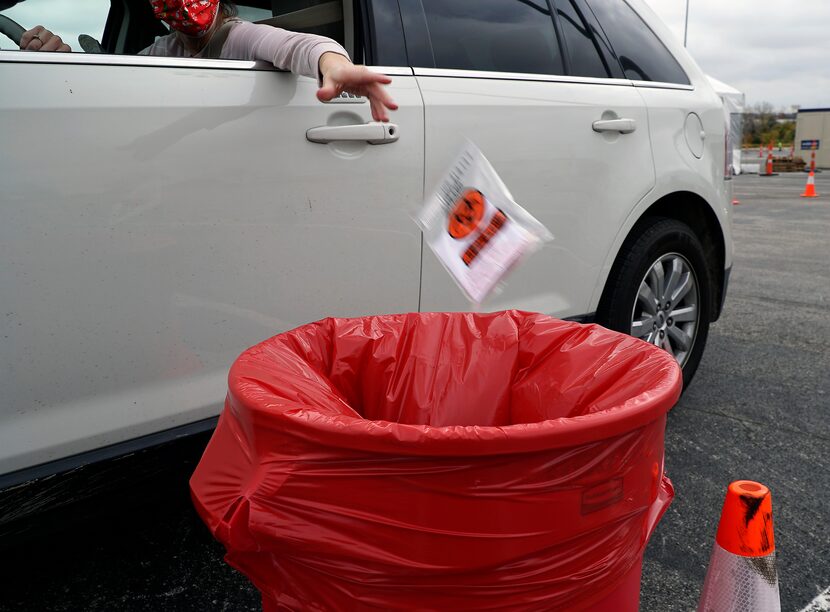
[191,311,681,611]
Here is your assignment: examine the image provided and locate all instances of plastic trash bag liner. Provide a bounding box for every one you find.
[191,311,682,611]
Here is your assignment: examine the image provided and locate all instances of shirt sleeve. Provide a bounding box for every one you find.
[139,34,182,56]
[220,21,350,80]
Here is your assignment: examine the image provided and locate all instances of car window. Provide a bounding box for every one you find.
[420,0,564,76]
[1,0,348,59]
[553,0,611,78]
[585,0,690,84]
[0,0,108,52]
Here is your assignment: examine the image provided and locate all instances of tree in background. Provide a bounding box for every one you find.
[743,102,796,147]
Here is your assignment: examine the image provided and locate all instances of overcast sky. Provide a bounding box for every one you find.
[641,0,830,110]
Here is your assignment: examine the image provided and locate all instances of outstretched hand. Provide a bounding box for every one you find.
[317,52,398,122]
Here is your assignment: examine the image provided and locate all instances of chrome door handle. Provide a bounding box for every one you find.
[592,118,637,134]
[306,122,399,145]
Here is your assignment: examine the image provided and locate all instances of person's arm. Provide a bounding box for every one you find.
[222,22,397,122]
[222,22,345,79]
[19,26,71,52]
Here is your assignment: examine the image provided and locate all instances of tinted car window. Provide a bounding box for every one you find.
[420,0,564,76]
[586,0,690,84]
[553,0,611,78]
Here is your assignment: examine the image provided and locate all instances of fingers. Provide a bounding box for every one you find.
[364,81,397,122]
[369,83,398,112]
[367,83,397,122]
[20,26,70,52]
[316,64,398,121]
[40,34,69,52]
[369,96,387,123]
[19,25,44,50]
[360,69,392,86]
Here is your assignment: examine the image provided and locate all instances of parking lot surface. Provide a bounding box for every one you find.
[642,171,830,611]
[2,172,829,611]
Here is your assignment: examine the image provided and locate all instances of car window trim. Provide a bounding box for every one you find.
[413,66,633,87]
[397,0,436,69]
[550,0,618,79]
[542,0,569,78]
[630,79,694,91]
[362,0,409,67]
[0,50,412,75]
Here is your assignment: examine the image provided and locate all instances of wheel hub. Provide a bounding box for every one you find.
[630,253,700,367]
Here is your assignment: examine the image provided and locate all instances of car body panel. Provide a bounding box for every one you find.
[590,83,733,311]
[415,70,656,317]
[0,53,424,473]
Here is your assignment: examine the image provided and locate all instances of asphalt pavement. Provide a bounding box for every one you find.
[2,172,828,611]
[641,170,830,611]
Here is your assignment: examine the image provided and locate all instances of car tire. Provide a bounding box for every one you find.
[597,217,712,389]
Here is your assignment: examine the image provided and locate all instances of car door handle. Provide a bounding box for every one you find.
[592,118,637,134]
[306,123,399,145]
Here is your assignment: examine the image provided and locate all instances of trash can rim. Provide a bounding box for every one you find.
[229,372,681,456]
[227,311,683,456]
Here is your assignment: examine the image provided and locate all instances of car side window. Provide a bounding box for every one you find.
[419,0,564,76]
[585,0,690,85]
[552,0,612,78]
[0,0,109,52]
[1,0,350,60]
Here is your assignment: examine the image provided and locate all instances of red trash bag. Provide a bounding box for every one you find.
[191,311,681,611]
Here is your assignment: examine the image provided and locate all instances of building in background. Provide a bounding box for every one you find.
[794,108,829,169]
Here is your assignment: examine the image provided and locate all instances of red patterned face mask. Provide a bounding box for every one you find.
[150,0,220,36]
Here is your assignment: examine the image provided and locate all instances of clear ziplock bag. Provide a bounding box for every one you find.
[415,142,553,304]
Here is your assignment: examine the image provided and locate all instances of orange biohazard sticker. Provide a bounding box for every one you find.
[448,189,486,239]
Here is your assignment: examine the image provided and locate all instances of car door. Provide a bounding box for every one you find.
[399,0,655,317]
[0,1,423,476]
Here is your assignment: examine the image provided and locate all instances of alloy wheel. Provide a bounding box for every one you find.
[630,253,699,367]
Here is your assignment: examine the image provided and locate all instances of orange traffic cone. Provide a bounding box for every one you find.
[760,154,777,177]
[801,171,819,198]
[758,145,763,159]
[810,151,817,173]
[698,481,780,612]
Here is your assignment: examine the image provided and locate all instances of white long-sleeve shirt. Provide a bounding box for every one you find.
[140,18,349,80]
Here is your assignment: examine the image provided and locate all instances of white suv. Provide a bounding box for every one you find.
[0,0,731,496]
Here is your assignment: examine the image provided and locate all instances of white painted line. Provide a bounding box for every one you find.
[799,586,830,612]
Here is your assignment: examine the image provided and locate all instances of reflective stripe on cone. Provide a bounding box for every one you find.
[698,544,779,612]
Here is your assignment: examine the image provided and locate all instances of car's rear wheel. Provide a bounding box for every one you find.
[597,217,712,389]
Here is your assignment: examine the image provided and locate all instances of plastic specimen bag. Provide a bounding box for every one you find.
[415,143,553,303]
